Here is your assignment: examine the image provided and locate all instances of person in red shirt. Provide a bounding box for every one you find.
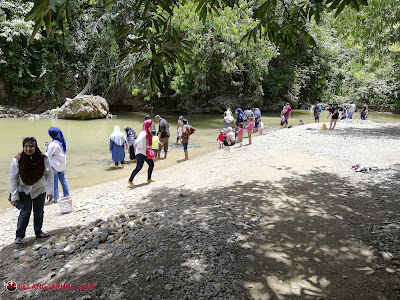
[246,119,254,145]
[237,124,244,147]
[281,103,292,128]
[217,130,225,149]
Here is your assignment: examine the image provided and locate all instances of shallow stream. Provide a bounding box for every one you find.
[1,110,399,210]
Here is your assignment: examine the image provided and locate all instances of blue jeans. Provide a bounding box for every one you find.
[361,113,366,120]
[16,192,46,239]
[129,154,154,182]
[347,112,353,119]
[182,141,188,152]
[53,169,70,201]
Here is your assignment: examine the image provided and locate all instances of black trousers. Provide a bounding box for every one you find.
[129,154,154,182]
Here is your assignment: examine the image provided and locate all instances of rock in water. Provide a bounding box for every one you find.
[54,95,110,120]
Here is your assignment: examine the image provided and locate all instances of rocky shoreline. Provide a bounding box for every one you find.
[0,120,399,299]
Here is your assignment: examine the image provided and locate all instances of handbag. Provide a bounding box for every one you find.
[146,148,156,159]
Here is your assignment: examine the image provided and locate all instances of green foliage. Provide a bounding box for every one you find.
[4,0,400,114]
[165,0,277,99]
[21,0,368,94]
[0,0,120,105]
[305,0,400,108]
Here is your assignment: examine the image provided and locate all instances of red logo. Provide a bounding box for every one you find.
[5,280,17,293]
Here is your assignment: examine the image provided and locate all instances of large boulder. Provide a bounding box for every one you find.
[55,95,110,120]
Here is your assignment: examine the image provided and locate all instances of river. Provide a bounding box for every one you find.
[1,110,399,210]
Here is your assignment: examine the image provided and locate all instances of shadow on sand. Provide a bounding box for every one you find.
[1,167,399,299]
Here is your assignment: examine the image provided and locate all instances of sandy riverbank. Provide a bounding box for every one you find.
[1,120,399,299]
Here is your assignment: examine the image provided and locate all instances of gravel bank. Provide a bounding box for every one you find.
[1,120,399,299]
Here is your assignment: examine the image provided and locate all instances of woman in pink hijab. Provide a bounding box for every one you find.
[128,120,155,187]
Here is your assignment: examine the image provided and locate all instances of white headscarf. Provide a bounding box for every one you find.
[225,127,235,145]
[224,109,234,123]
[110,125,126,146]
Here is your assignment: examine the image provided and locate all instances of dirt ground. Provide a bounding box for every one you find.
[0,121,399,300]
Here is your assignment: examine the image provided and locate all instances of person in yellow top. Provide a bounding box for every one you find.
[151,131,162,162]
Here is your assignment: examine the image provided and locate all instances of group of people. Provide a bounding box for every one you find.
[10,101,373,245]
[109,115,171,169]
[312,101,369,130]
[108,114,197,189]
[9,127,70,245]
[218,107,264,148]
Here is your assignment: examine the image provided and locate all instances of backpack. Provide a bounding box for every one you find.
[318,105,322,112]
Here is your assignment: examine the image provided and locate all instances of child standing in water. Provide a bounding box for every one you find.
[217,130,225,149]
[246,118,254,145]
[151,131,161,162]
[237,124,244,146]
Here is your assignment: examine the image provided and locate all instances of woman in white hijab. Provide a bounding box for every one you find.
[224,127,236,146]
[223,108,234,128]
[109,126,127,168]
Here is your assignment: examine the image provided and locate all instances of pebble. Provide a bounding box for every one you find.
[33,244,42,250]
[165,284,173,291]
[38,249,48,256]
[381,251,392,261]
[245,254,255,261]
[25,248,35,256]
[63,244,76,254]
[19,256,32,263]
[179,189,190,197]
[208,246,216,253]
[13,250,26,259]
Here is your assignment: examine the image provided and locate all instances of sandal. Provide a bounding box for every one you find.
[15,237,23,245]
[147,179,156,183]
[36,232,49,238]
[127,183,135,188]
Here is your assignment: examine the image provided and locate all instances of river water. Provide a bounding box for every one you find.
[1,110,399,210]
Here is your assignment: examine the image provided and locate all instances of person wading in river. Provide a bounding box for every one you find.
[155,115,170,160]
[181,119,196,160]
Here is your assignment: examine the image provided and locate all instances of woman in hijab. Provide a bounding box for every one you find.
[124,126,137,163]
[45,127,69,202]
[223,108,234,129]
[127,120,155,187]
[223,127,236,146]
[109,125,127,168]
[235,108,244,127]
[9,137,54,244]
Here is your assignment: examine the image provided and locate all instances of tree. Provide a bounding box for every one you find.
[23,0,369,94]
